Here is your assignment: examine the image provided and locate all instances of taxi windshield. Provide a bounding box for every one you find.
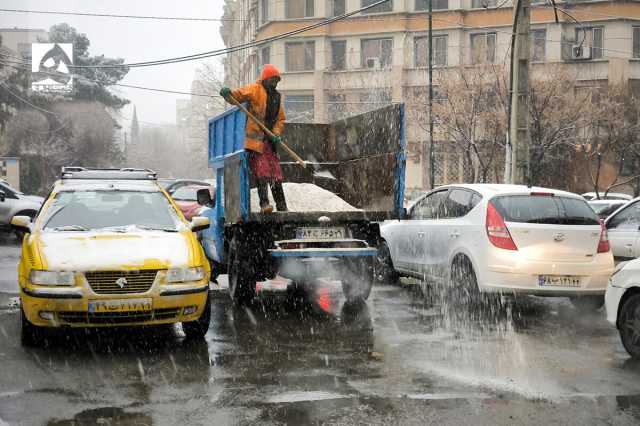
[41,190,181,232]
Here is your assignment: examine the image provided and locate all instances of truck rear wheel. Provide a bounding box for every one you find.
[342,258,373,303]
[228,236,256,305]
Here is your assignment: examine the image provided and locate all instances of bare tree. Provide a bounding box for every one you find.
[528,66,591,187]
[426,65,507,183]
[578,83,640,198]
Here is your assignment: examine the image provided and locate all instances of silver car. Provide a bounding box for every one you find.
[0,180,44,238]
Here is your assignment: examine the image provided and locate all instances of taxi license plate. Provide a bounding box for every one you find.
[538,275,581,288]
[296,227,345,240]
[88,298,152,313]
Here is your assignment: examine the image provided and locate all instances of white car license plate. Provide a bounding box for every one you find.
[296,227,345,240]
[538,275,581,288]
[88,298,152,313]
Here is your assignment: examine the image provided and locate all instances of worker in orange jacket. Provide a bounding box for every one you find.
[219,64,287,213]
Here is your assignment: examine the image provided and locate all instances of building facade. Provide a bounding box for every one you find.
[220,0,640,195]
[0,27,48,60]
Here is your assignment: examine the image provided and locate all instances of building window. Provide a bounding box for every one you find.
[471,0,496,7]
[414,35,448,67]
[327,93,347,120]
[415,0,448,11]
[259,46,271,72]
[331,0,346,16]
[361,38,393,69]
[286,41,315,71]
[260,0,269,24]
[361,0,392,14]
[287,0,314,18]
[285,95,315,122]
[359,89,392,113]
[531,29,546,62]
[634,27,640,58]
[331,40,347,70]
[576,27,604,59]
[470,32,496,64]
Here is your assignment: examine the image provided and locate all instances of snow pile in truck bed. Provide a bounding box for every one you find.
[250,182,360,212]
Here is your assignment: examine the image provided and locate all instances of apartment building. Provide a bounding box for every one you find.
[0,27,48,60]
[220,0,640,193]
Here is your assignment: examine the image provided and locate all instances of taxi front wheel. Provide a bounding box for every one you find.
[20,307,44,347]
[182,293,211,339]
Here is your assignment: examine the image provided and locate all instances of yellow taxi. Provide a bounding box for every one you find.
[11,167,211,346]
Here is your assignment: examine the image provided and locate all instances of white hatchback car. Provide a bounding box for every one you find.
[604,198,640,260]
[605,259,640,358]
[378,184,614,309]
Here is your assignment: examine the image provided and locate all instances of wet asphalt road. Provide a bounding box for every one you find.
[1,237,640,425]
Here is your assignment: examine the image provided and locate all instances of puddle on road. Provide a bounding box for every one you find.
[266,390,351,403]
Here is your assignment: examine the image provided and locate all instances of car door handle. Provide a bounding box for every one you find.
[626,243,634,247]
[418,232,425,237]
[450,231,460,238]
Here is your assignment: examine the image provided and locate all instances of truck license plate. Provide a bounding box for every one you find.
[88,298,152,313]
[296,227,345,240]
[538,275,581,288]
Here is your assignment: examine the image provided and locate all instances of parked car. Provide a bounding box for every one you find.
[589,199,628,220]
[11,167,212,346]
[0,179,44,239]
[604,198,640,260]
[171,184,215,221]
[164,179,211,196]
[582,192,632,201]
[378,184,614,310]
[605,259,640,358]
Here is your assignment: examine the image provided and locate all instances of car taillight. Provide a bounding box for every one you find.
[486,202,518,250]
[597,220,610,253]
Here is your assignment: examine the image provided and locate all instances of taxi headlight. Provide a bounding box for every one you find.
[30,270,75,286]
[166,267,205,283]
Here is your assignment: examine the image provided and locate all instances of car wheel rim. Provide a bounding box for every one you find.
[622,305,640,348]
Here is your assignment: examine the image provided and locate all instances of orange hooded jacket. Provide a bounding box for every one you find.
[231,80,286,154]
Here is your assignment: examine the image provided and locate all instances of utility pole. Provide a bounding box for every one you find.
[428,0,435,189]
[508,0,531,185]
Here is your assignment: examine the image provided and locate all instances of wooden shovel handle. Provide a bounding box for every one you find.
[227,95,307,168]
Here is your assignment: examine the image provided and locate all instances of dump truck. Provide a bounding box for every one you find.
[197,104,406,305]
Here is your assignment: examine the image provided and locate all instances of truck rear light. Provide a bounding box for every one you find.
[597,220,610,253]
[486,202,518,251]
[279,242,304,250]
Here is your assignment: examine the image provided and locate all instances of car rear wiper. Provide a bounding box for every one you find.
[51,225,89,231]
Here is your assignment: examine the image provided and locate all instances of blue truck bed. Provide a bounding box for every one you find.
[199,104,406,299]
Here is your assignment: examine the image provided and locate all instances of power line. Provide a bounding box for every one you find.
[0,8,247,22]
[0,80,61,116]
[18,0,394,69]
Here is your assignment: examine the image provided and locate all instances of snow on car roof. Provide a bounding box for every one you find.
[440,183,580,199]
[55,179,160,192]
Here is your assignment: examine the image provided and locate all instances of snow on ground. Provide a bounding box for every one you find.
[250,183,359,212]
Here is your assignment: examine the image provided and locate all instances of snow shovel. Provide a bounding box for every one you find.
[226,95,307,169]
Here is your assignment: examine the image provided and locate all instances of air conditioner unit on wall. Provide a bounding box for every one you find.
[365,57,381,69]
[571,44,592,60]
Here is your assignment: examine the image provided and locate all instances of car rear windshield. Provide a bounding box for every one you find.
[42,190,182,231]
[491,195,600,225]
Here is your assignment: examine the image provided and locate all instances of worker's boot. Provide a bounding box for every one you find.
[271,182,288,212]
[257,181,273,213]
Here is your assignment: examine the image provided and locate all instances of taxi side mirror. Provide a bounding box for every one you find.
[190,216,210,233]
[0,190,5,202]
[196,188,215,208]
[11,215,32,233]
